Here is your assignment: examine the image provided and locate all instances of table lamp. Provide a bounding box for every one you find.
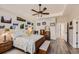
[3,28,10,42]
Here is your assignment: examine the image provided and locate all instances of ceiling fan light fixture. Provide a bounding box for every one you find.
[39,4,41,6]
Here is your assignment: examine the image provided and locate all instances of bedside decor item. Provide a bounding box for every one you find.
[17,17,26,22]
[42,22,46,25]
[1,16,12,23]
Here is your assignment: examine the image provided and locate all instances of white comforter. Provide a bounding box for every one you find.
[13,35,43,54]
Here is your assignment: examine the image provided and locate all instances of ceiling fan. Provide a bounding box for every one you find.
[31,4,49,17]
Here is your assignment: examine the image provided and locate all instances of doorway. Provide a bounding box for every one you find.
[67,23,69,43]
[56,23,65,39]
[76,21,78,48]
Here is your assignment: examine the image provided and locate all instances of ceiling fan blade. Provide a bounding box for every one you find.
[31,9,38,13]
[32,14,38,16]
[42,13,49,15]
[42,7,47,12]
[31,4,50,17]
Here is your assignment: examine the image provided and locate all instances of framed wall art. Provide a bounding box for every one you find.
[50,23,55,26]
[13,23,18,26]
[0,25,5,29]
[37,23,40,26]
[17,17,26,22]
[1,16,12,23]
[42,22,46,25]
[20,23,24,29]
[27,21,31,25]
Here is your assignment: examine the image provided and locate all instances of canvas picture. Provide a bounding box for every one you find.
[42,22,46,25]
[17,17,26,22]
[20,23,24,29]
[1,16,12,23]
[13,23,18,26]
[27,21,31,25]
[0,25,5,29]
[50,23,55,26]
[37,23,40,26]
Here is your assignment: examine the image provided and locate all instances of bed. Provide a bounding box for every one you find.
[13,33,45,54]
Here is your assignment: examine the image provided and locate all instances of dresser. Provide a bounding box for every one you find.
[0,40,13,53]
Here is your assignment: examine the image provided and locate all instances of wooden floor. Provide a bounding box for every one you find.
[48,38,79,54]
[2,38,79,54]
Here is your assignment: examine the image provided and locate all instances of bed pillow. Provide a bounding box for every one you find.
[13,31,23,39]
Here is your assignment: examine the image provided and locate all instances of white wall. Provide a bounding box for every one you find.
[34,17,56,34]
[34,17,66,40]
[0,9,33,36]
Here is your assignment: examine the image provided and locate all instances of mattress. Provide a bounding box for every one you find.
[13,34,43,54]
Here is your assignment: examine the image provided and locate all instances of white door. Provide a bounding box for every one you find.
[56,23,61,38]
[56,23,65,39]
[76,20,79,48]
[50,26,56,40]
[60,23,65,39]
[74,19,79,48]
[64,23,67,42]
[75,20,79,48]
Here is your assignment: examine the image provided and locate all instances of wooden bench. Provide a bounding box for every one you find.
[38,40,50,54]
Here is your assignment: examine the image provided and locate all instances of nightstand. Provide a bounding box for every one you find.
[0,40,13,53]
